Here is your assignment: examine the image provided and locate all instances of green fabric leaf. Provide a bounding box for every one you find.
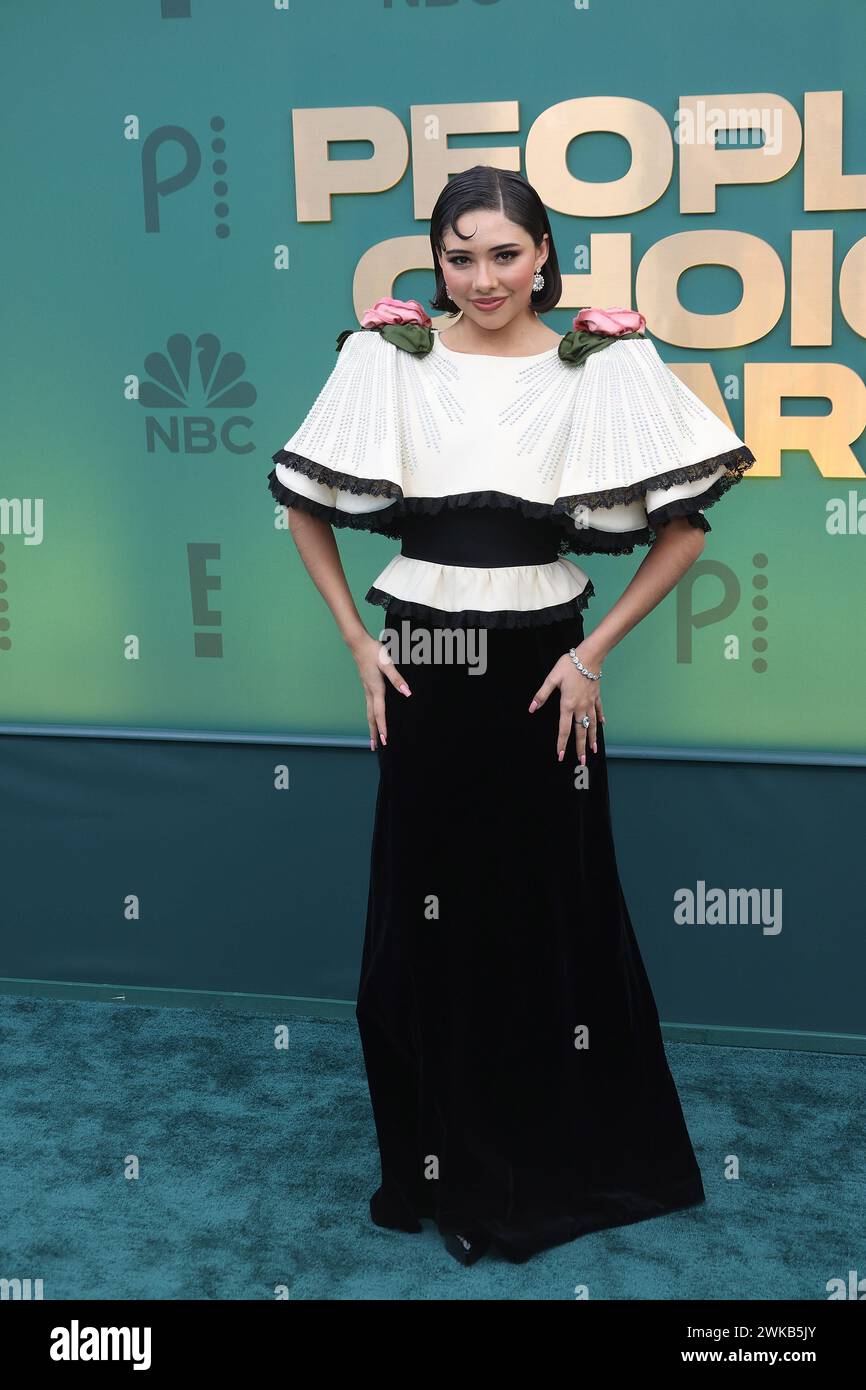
[558,327,646,367]
[336,321,644,364]
[336,323,434,355]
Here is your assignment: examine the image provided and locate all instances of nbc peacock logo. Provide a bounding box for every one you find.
[137,332,257,454]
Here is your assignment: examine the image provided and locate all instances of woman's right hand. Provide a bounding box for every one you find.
[351,632,412,749]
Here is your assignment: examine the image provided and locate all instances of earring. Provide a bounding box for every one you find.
[532,267,544,293]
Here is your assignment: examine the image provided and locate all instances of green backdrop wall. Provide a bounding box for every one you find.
[2,0,864,754]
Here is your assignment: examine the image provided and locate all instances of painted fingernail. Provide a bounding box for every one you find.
[529,700,538,713]
[581,754,586,765]
[593,742,597,753]
[399,683,410,695]
[371,739,375,750]
[558,749,564,761]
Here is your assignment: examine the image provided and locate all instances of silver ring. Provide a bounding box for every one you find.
[580,715,591,729]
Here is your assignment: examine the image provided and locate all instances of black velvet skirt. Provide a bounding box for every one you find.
[355,600,706,1264]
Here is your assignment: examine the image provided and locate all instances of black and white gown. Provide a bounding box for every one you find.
[267,309,755,1263]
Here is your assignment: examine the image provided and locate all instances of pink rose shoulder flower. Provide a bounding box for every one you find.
[361,297,432,329]
[573,306,646,336]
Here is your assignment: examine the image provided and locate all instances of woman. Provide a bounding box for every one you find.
[267,166,755,1266]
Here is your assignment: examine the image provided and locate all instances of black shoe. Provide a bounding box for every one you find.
[370,1185,422,1234]
[442,1228,490,1266]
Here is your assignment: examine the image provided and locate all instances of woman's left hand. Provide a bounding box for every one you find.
[528,650,605,764]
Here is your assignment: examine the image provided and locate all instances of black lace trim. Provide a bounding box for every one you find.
[559,445,756,510]
[273,443,755,511]
[272,449,402,499]
[269,471,718,555]
[555,508,711,556]
[364,581,596,631]
[267,468,404,538]
[268,446,755,556]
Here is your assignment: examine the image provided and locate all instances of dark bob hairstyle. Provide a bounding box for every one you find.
[428,165,562,316]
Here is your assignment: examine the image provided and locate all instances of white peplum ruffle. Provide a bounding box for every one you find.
[365,553,593,629]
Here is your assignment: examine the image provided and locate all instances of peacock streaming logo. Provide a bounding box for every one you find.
[135,332,257,455]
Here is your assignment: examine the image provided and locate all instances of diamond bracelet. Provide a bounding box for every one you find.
[568,647,602,681]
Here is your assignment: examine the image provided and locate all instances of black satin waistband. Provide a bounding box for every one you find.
[400,507,562,567]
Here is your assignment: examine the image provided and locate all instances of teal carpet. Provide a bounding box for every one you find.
[0,993,861,1300]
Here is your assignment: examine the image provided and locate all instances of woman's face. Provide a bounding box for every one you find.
[437,208,548,328]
